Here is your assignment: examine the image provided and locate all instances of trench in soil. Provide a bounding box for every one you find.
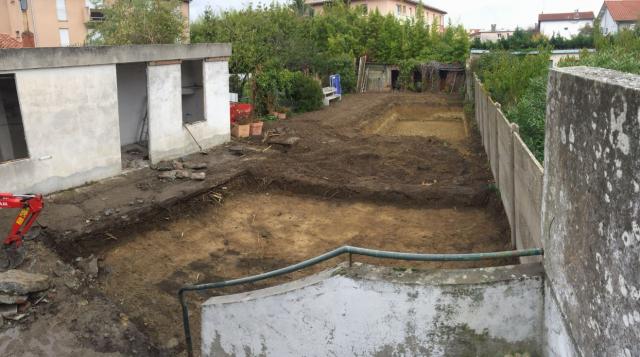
[368,103,469,151]
[49,101,511,353]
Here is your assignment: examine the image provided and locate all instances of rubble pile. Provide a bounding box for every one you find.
[153,160,208,181]
[0,270,50,325]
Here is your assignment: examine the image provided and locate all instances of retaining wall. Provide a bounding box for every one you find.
[472,75,544,260]
[202,263,544,357]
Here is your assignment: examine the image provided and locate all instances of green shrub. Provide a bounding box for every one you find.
[475,50,549,162]
[505,75,547,161]
[476,50,550,107]
[254,67,295,114]
[313,53,357,93]
[286,73,324,113]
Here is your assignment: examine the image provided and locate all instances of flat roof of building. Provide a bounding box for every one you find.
[0,43,231,71]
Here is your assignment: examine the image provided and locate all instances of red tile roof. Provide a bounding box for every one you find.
[603,0,640,22]
[538,12,595,22]
[0,33,22,49]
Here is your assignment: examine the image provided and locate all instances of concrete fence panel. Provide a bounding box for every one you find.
[513,133,544,263]
[487,100,500,183]
[474,78,481,138]
[483,89,490,153]
[472,75,545,260]
[496,111,516,246]
[475,78,485,141]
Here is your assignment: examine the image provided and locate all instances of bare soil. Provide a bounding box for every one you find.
[0,92,509,356]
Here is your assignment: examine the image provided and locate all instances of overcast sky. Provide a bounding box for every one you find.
[189,0,605,30]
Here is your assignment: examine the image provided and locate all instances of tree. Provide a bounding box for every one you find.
[291,0,313,17]
[87,0,185,45]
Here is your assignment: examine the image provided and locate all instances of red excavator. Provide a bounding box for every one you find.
[0,193,44,269]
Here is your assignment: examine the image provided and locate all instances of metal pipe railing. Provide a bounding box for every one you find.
[178,245,543,356]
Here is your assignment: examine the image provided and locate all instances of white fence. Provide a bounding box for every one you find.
[473,75,544,262]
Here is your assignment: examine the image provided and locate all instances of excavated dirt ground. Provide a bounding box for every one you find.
[0,92,509,356]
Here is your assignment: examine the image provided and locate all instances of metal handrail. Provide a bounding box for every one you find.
[178,245,543,356]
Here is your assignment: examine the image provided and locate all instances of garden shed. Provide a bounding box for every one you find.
[0,43,231,194]
[421,61,466,93]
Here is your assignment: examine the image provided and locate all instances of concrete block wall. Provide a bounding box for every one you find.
[542,67,640,356]
[0,65,122,194]
[147,60,230,164]
[201,263,544,357]
[472,76,544,258]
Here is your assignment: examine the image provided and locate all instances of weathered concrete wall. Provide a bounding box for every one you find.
[473,75,544,259]
[542,66,640,356]
[203,60,231,142]
[147,60,229,163]
[544,283,578,357]
[202,263,544,357]
[0,65,121,194]
[116,63,148,146]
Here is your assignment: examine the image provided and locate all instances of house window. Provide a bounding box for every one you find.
[59,29,70,46]
[56,0,67,21]
[396,5,401,15]
[89,9,105,21]
[402,6,406,14]
[0,74,29,163]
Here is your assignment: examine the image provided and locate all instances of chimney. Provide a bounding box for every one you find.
[21,31,35,48]
[491,24,497,32]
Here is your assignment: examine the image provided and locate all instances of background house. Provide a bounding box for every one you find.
[538,10,594,39]
[305,0,446,30]
[0,0,191,48]
[598,0,640,34]
[470,24,514,42]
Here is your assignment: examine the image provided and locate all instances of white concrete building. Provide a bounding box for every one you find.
[0,44,231,194]
[598,0,640,35]
[538,11,594,39]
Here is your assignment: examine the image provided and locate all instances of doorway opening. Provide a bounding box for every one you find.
[181,60,205,124]
[0,74,29,164]
[116,63,149,170]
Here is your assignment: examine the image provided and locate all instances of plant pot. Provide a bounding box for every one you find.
[231,124,250,138]
[277,113,287,120]
[250,121,264,136]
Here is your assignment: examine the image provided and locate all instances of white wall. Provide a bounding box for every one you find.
[599,8,635,35]
[147,60,229,164]
[540,19,593,39]
[116,63,148,146]
[0,65,122,194]
[202,263,544,356]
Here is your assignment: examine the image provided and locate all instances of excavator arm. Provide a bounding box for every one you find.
[0,193,44,269]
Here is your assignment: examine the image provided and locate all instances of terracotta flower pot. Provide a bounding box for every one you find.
[231,124,250,138]
[250,121,264,136]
